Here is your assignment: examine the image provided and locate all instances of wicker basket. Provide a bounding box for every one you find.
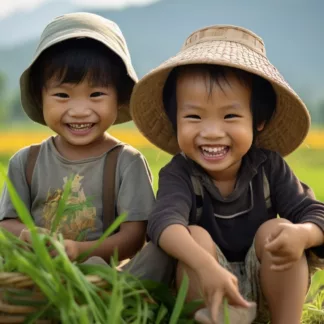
[0,272,110,323]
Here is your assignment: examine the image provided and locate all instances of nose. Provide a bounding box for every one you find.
[67,100,92,118]
[200,120,226,139]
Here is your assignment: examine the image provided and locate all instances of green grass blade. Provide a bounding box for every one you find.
[306,269,324,302]
[223,298,230,324]
[50,174,73,234]
[76,212,127,262]
[155,304,168,324]
[169,274,189,324]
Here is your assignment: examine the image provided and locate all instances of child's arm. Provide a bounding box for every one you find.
[63,221,146,262]
[66,149,154,262]
[0,219,27,236]
[267,151,324,258]
[148,161,249,321]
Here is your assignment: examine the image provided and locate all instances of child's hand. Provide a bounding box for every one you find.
[50,239,80,261]
[19,227,51,244]
[196,262,250,323]
[19,229,79,261]
[265,223,307,271]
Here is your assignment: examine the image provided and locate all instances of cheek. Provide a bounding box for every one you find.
[176,122,197,150]
[229,121,254,146]
[100,98,118,121]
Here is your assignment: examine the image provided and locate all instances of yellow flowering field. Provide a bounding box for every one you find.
[0,128,154,154]
[0,128,323,154]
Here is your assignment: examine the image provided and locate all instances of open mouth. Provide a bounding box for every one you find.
[200,145,229,159]
[67,123,94,132]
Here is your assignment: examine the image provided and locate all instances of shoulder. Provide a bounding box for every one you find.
[8,146,32,170]
[159,153,191,180]
[116,144,151,174]
[118,143,144,161]
[258,148,287,170]
[8,138,53,171]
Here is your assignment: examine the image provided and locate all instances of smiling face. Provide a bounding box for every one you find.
[42,76,118,148]
[176,69,254,181]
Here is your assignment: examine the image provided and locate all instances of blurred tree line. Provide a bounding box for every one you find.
[0,69,323,126]
[0,71,29,125]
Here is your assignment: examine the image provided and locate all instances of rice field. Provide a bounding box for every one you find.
[0,127,323,323]
[0,127,324,155]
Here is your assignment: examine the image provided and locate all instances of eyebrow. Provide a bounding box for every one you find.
[46,82,74,89]
[182,104,205,110]
[182,103,242,110]
[220,103,242,110]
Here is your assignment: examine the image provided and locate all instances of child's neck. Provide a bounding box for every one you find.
[213,179,237,198]
[54,133,119,161]
[208,160,242,198]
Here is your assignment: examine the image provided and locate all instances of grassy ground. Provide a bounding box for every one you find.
[0,147,323,322]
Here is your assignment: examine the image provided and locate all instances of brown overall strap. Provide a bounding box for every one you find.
[102,145,123,230]
[26,144,41,189]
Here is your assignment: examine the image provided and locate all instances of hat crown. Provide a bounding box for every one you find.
[35,12,127,58]
[182,25,266,56]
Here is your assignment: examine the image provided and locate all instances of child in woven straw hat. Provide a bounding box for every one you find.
[0,13,154,264]
[130,25,324,323]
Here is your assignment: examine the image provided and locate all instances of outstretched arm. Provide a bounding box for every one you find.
[64,221,146,262]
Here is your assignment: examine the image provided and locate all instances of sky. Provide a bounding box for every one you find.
[0,0,159,19]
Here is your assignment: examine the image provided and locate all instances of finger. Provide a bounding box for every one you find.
[269,255,292,266]
[227,283,250,308]
[270,262,295,272]
[209,291,223,323]
[266,224,284,242]
[265,234,286,253]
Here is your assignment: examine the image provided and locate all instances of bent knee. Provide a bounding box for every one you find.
[188,225,216,255]
[255,218,292,259]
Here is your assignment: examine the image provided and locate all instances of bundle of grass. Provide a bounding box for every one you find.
[0,171,201,324]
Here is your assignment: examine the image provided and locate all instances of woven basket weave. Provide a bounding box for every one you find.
[0,272,122,323]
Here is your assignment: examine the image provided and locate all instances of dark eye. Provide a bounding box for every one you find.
[225,114,239,119]
[54,93,69,99]
[90,92,105,98]
[185,114,201,120]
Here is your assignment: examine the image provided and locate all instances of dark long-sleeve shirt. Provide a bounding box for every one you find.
[148,148,324,262]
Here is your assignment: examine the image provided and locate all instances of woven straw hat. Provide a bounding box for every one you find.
[131,25,310,156]
[20,12,138,125]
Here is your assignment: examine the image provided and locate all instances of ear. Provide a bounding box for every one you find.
[257,121,266,132]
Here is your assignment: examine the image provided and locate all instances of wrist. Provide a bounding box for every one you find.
[298,223,324,249]
[192,252,220,274]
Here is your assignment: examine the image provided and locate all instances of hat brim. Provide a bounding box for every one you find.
[131,40,310,156]
[20,31,137,125]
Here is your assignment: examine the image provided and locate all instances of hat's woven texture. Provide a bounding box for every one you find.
[131,25,310,156]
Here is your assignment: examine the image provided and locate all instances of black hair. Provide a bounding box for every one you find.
[163,64,276,139]
[29,38,133,106]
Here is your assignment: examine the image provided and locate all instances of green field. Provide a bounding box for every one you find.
[1,147,324,200]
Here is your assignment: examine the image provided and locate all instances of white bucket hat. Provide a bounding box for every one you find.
[20,12,138,125]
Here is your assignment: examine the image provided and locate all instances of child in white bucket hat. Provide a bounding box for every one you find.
[0,13,154,265]
[130,25,324,323]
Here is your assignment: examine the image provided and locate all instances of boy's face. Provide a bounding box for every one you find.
[42,76,118,147]
[176,71,253,181]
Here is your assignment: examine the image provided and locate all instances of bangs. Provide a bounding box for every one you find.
[42,44,116,88]
[175,64,252,98]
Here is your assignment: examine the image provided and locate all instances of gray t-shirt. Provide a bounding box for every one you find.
[0,137,155,241]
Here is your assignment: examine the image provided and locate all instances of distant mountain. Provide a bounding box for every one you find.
[0,0,78,47]
[0,0,323,105]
